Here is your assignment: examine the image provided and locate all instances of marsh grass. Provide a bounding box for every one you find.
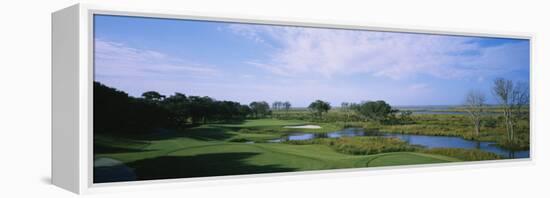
[365,114,529,149]
[285,137,419,155]
[219,112,529,150]
[421,148,501,161]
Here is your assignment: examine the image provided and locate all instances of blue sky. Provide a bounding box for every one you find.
[94,15,530,107]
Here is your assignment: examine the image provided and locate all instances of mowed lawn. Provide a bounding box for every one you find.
[213,119,308,128]
[94,119,461,182]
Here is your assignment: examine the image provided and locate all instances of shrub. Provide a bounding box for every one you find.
[483,117,498,128]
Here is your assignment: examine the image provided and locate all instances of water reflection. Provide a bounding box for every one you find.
[274,128,529,159]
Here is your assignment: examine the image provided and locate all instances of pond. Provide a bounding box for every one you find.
[270,128,529,159]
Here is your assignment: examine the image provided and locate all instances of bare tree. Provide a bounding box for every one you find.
[283,101,291,118]
[464,90,486,137]
[272,101,282,118]
[512,82,530,119]
[341,102,350,122]
[283,101,291,111]
[272,101,281,111]
[492,78,529,142]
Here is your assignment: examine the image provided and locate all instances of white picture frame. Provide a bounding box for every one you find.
[52,3,534,194]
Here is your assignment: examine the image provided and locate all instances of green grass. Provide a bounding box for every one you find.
[364,152,460,167]
[96,135,461,181]
[421,148,501,161]
[213,119,307,128]
[227,133,281,143]
[95,115,527,182]
[213,118,345,134]
[94,119,465,182]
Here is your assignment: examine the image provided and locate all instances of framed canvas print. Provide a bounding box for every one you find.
[52,4,533,194]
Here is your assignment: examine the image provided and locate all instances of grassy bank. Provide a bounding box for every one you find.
[421,148,501,161]
[95,137,460,182]
[94,118,469,182]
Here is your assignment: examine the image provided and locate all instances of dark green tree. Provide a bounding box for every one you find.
[162,93,189,127]
[250,101,270,118]
[141,91,165,102]
[308,100,331,120]
[353,100,397,122]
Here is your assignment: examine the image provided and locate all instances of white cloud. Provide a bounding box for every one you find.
[227,24,529,80]
[227,24,267,44]
[94,39,221,79]
[408,83,430,91]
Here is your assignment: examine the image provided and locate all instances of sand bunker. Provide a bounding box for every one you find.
[283,125,322,129]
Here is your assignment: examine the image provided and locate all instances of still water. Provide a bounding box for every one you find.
[271,128,529,159]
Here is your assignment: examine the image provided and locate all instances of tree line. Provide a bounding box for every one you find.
[95,81,411,135]
[95,82,256,134]
[307,99,405,123]
[95,82,306,134]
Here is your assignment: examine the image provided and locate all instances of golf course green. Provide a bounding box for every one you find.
[94,119,462,182]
